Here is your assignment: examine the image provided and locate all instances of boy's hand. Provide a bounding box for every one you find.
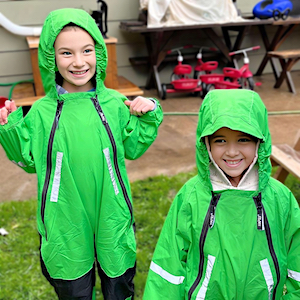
[0,100,17,125]
[124,97,155,116]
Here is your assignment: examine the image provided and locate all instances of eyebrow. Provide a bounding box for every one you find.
[210,135,225,139]
[210,134,251,140]
[57,44,95,51]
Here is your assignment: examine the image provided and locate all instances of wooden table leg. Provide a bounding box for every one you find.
[274,58,300,93]
[144,31,165,90]
[256,24,298,76]
[143,30,185,95]
[203,28,231,62]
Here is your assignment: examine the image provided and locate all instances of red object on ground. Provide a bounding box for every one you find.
[0,96,8,109]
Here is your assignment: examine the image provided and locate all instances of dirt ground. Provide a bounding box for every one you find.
[1,72,300,202]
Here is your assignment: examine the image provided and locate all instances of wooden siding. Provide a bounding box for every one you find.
[0,0,98,96]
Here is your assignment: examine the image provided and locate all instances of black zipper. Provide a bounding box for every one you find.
[253,193,281,300]
[188,193,221,300]
[41,100,64,240]
[91,96,133,222]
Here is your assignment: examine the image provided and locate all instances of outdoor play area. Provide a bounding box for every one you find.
[1,0,300,299]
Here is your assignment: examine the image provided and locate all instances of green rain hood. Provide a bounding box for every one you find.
[143,89,300,300]
[0,8,163,280]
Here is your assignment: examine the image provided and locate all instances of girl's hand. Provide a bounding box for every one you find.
[124,97,155,116]
[0,100,17,125]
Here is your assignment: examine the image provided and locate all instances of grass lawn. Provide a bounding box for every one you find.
[0,168,300,299]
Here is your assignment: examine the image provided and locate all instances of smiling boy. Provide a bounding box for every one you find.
[0,8,163,300]
[143,89,300,300]
[54,25,97,93]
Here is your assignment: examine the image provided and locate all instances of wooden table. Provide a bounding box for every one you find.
[13,36,143,106]
[119,18,273,97]
[267,49,300,93]
[255,17,300,77]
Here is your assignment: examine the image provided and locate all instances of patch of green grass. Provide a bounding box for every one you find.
[0,200,57,299]
[0,169,196,300]
[0,168,299,300]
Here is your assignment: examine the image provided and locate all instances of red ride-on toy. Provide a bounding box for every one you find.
[224,45,261,90]
[161,46,202,100]
[201,45,261,95]
[193,46,219,79]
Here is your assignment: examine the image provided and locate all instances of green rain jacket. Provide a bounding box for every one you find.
[0,9,163,280]
[143,89,300,300]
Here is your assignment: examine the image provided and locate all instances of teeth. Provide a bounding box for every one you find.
[72,70,86,75]
[226,160,241,165]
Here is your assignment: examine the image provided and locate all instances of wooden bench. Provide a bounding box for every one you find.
[267,49,300,94]
[271,131,300,183]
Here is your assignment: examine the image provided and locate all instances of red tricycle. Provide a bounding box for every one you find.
[161,46,202,100]
[193,46,219,79]
[201,45,261,96]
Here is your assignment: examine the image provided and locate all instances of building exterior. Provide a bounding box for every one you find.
[0,0,299,98]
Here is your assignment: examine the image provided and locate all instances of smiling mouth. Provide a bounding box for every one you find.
[70,70,88,75]
[224,159,242,166]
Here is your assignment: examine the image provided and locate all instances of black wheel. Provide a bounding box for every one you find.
[243,77,255,90]
[273,9,281,21]
[171,73,182,81]
[200,82,207,98]
[161,84,167,100]
[281,9,290,20]
[203,84,215,98]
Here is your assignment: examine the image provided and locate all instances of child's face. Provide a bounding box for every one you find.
[54,27,96,93]
[209,127,257,186]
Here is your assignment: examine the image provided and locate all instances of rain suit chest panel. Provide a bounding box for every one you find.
[38,93,139,280]
[187,188,285,300]
[145,178,295,300]
[0,91,162,281]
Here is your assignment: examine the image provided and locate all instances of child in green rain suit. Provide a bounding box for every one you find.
[0,8,163,300]
[144,89,300,300]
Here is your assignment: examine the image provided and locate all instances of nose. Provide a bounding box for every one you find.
[226,143,239,157]
[73,54,84,67]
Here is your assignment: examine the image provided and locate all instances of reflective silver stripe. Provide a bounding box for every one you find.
[196,255,216,300]
[150,261,185,285]
[103,148,119,195]
[260,258,274,300]
[50,152,63,203]
[11,160,27,168]
[288,269,300,282]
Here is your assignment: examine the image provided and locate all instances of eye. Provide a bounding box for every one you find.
[62,51,71,56]
[84,49,93,54]
[239,137,252,143]
[213,138,226,144]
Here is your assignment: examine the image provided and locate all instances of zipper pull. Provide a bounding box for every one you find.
[91,96,107,124]
[209,204,216,228]
[55,101,63,129]
[209,194,220,228]
[99,111,107,124]
[254,194,265,231]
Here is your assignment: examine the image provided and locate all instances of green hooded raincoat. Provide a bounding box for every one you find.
[143,89,300,300]
[0,8,163,281]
